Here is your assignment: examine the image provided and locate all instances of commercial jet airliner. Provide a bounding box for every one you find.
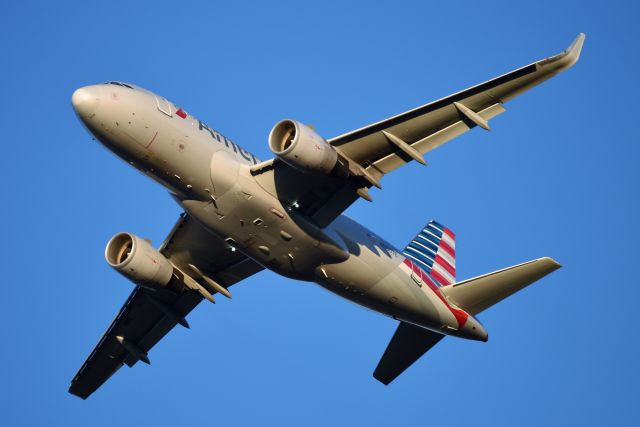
[69,34,584,398]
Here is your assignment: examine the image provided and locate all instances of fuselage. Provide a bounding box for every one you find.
[72,81,487,341]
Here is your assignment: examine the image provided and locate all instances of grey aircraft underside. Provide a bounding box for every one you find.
[68,34,584,399]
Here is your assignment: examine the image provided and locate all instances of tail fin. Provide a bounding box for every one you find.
[402,220,456,286]
[440,257,561,315]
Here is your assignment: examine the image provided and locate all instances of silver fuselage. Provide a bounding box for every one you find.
[72,82,486,341]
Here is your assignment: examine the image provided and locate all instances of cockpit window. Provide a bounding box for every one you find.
[104,81,134,89]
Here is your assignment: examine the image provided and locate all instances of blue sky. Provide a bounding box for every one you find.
[1,1,638,426]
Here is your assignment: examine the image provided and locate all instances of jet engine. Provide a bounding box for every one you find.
[269,119,347,176]
[105,232,174,289]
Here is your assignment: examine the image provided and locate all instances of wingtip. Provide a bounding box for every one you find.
[540,256,563,270]
[539,32,586,70]
[556,32,586,69]
[566,33,586,62]
[68,386,89,400]
[373,372,392,386]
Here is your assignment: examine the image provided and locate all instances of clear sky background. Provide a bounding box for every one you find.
[1,1,638,426]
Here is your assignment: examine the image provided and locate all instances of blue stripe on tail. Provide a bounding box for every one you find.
[402,220,457,286]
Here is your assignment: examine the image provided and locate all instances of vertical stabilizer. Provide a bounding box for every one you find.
[402,220,456,286]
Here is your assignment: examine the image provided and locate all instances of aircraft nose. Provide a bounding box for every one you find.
[71,86,100,119]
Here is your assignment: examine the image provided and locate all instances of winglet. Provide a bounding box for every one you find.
[539,33,586,70]
[564,33,586,66]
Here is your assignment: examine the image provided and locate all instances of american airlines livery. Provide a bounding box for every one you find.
[69,34,584,398]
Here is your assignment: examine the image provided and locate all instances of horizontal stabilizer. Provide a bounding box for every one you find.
[440,257,561,315]
[373,322,444,385]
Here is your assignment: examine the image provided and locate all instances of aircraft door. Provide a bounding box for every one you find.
[154,95,172,117]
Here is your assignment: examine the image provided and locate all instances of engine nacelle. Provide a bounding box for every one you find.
[105,232,173,289]
[269,119,344,175]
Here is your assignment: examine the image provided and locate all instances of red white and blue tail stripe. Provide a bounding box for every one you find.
[402,220,456,286]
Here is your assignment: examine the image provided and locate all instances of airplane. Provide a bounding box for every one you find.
[68,33,584,399]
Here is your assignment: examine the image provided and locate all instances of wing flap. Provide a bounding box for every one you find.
[373,103,506,175]
[69,286,202,398]
[122,289,203,367]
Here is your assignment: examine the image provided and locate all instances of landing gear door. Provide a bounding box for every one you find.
[155,95,172,117]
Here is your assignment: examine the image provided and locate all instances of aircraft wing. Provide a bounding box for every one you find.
[253,34,584,227]
[68,213,264,399]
